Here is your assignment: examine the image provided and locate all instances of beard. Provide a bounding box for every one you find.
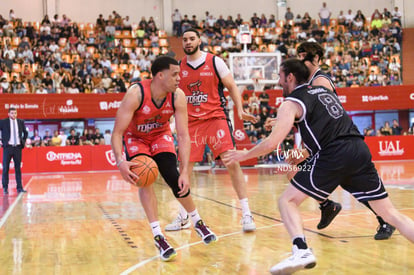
[282,86,290,97]
[183,46,199,55]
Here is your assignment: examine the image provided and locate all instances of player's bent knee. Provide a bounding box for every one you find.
[152,152,190,199]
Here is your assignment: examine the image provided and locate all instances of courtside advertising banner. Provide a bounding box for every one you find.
[1,85,413,119]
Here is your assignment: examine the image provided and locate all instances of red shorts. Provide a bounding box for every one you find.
[188,119,235,162]
[123,132,176,159]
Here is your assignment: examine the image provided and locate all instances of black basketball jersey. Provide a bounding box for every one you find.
[309,69,337,94]
[285,84,361,157]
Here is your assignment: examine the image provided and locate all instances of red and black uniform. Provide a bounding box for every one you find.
[123,79,176,158]
[179,53,234,161]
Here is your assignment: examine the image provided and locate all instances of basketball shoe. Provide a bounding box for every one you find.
[194,220,217,244]
[154,235,177,261]
[270,245,316,275]
[317,200,342,229]
[241,215,256,232]
[374,223,395,240]
[165,214,191,231]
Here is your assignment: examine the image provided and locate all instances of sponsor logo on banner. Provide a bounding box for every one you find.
[46,151,83,165]
[378,140,404,156]
[410,93,414,100]
[5,103,39,109]
[275,97,284,106]
[338,95,347,103]
[233,129,246,141]
[59,99,79,113]
[105,150,116,166]
[105,150,126,166]
[99,100,121,110]
[362,95,389,102]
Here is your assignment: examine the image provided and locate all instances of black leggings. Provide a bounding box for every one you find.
[152,152,190,198]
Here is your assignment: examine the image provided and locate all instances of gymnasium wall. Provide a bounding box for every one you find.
[0,0,412,32]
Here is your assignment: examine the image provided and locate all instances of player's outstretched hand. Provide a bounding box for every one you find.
[177,174,190,197]
[240,111,259,123]
[222,149,248,166]
[118,160,139,185]
[264,117,277,131]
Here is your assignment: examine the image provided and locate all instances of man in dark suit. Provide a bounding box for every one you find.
[0,107,28,195]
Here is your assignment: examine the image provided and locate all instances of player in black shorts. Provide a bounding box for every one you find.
[223,59,414,274]
[290,42,395,240]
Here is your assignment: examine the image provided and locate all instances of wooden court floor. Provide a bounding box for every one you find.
[0,161,413,275]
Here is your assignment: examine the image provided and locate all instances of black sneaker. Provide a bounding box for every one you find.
[374,223,395,240]
[195,220,217,244]
[154,235,177,261]
[317,201,342,229]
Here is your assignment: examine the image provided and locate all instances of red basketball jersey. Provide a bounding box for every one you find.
[124,79,175,143]
[179,53,227,122]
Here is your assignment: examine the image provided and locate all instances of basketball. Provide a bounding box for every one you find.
[130,155,159,187]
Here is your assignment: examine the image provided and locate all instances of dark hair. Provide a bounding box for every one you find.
[151,55,179,77]
[280,59,310,85]
[8,107,17,113]
[297,42,325,62]
[182,28,200,38]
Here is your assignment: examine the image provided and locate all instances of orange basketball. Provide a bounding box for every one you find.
[130,155,159,187]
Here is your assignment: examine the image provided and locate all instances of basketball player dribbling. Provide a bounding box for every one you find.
[165,28,258,232]
[111,56,216,262]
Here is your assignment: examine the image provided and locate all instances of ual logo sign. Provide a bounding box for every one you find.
[378,140,404,156]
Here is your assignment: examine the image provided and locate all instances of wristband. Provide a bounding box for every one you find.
[116,159,124,167]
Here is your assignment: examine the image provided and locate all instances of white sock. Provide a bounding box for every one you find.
[188,209,201,225]
[240,198,252,217]
[150,221,163,237]
[179,204,188,219]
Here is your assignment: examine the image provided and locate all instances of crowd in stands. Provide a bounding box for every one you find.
[23,128,112,147]
[173,5,403,88]
[0,7,408,161]
[0,6,404,95]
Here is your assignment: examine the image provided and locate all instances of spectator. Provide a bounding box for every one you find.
[43,130,52,145]
[285,7,294,21]
[50,130,62,146]
[319,2,331,27]
[391,6,402,26]
[391,119,402,135]
[379,121,393,136]
[67,128,79,145]
[104,129,112,145]
[58,130,67,146]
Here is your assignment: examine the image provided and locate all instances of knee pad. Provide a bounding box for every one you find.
[152,152,190,198]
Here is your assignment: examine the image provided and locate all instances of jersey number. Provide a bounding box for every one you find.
[318,94,344,119]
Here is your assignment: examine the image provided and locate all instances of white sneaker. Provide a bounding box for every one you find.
[241,215,256,232]
[270,245,316,275]
[165,214,191,231]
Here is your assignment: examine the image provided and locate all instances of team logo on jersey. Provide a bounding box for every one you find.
[142,105,151,114]
[182,70,188,77]
[186,81,208,106]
